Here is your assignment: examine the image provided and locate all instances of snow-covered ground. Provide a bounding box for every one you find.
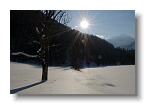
[10,62,135,94]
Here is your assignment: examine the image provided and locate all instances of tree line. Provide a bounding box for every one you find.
[10,10,135,75]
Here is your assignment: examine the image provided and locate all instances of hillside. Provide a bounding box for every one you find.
[10,10,135,66]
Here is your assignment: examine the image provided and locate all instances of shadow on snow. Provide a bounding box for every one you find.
[10,81,46,94]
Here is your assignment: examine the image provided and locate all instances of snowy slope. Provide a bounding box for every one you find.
[120,41,135,50]
[107,34,135,47]
[10,62,135,94]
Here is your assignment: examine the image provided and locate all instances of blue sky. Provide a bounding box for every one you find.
[67,10,135,39]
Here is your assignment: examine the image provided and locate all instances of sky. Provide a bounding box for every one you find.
[67,10,135,39]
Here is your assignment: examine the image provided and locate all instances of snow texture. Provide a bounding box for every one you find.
[10,62,135,94]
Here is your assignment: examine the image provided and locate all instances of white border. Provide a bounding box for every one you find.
[0,0,144,104]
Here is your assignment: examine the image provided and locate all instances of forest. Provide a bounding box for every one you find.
[10,10,135,69]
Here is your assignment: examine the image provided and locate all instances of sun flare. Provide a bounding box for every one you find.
[80,20,89,29]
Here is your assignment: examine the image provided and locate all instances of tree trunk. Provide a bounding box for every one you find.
[41,62,48,81]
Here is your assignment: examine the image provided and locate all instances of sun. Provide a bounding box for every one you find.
[80,19,89,29]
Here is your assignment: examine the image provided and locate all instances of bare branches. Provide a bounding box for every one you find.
[25,34,40,45]
[61,11,72,25]
[55,10,71,25]
[43,10,71,25]
[53,10,62,20]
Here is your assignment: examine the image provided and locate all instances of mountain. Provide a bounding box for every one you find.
[10,10,135,66]
[119,41,135,50]
[107,34,135,47]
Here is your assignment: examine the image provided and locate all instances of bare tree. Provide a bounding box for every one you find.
[11,10,71,81]
[36,10,71,81]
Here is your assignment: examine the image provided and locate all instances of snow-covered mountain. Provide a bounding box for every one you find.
[120,41,135,50]
[107,34,135,47]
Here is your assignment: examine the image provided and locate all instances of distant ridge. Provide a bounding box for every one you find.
[107,34,135,47]
[119,41,135,50]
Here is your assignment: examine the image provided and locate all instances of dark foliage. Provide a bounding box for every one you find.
[10,10,135,69]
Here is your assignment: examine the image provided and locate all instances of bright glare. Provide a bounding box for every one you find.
[80,20,89,29]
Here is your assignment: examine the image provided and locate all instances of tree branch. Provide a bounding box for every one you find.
[11,52,38,58]
[25,34,40,45]
[53,10,62,20]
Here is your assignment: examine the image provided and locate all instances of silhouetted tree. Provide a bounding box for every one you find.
[10,10,71,81]
[35,10,71,81]
[11,10,135,77]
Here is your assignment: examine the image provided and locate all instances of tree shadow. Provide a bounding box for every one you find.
[10,81,46,94]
